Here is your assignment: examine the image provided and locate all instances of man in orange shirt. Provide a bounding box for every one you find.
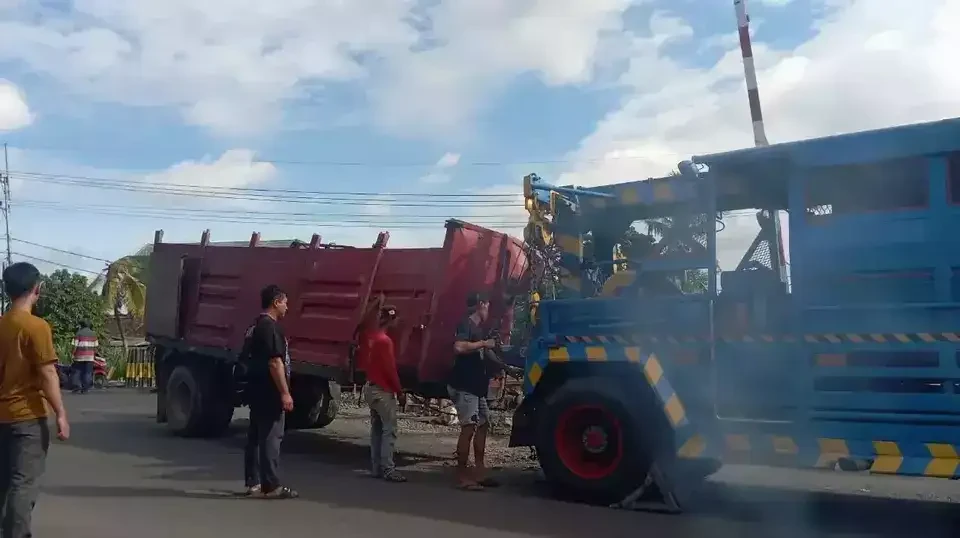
[0,262,70,537]
[361,305,406,483]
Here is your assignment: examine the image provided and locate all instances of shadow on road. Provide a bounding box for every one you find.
[57,392,960,538]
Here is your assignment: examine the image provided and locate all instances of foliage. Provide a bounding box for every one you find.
[91,256,148,319]
[34,270,107,363]
[99,345,128,380]
[90,254,148,354]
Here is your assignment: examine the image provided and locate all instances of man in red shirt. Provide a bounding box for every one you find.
[361,305,407,483]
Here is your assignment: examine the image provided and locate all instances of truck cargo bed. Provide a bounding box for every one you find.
[145,220,527,391]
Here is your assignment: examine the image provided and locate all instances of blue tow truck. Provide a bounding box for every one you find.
[508,117,960,512]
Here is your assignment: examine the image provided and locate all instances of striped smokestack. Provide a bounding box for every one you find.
[734,1,787,284]
[734,0,769,147]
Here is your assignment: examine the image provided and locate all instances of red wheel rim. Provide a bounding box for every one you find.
[554,404,623,480]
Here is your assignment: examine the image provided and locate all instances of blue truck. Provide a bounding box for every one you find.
[508,117,960,511]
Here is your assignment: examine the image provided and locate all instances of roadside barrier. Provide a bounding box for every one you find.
[123,346,156,388]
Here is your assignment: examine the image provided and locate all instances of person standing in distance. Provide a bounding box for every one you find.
[0,262,70,537]
[70,320,99,394]
[448,292,505,491]
[361,305,407,483]
[242,284,298,499]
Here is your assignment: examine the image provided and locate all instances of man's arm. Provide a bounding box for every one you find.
[264,326,291,397]
[38,363,67,420]
[268,357,290,396]
[31,323,69,439]
[453,322,493,355]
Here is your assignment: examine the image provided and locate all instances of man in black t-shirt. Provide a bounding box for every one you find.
[241,284,298,499]
[448,292,507,490]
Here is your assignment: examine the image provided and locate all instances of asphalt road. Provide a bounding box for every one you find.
[33,391,960,538]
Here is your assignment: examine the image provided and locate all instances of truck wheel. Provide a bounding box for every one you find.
[165,365,232,438]
[287,380,340,430]
[313,381,340,429]
[535,377,653,505]
[166,365,206,436]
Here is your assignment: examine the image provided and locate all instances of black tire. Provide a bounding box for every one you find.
[286,380,340,430]
[165,365,233,438]
[535,376,657,505]
[313,381,340,429]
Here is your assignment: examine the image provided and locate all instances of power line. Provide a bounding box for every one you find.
[9,238,113,264]
[12,198,758,221]
[12,252,102,276]
[12,199,523,220]
[12,203,528,228]
[9,175,515,207]
[7,146,680,169]
[8,170,519,200]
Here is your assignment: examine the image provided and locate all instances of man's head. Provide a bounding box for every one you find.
[466,291,490,322]
[79,320,92,330]
[378,305,398,329]
[260,284,288,319]
[2,262,42,308]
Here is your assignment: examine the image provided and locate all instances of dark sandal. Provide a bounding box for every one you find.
[457,482,484,491]
[263,486,299,499]
[477,478,500,488]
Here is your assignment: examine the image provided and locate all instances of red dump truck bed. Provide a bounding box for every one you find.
[145,219,528,391]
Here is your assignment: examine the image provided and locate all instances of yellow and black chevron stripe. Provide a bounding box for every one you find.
[528,345,692,432]
[559,332,960,345]
[678,434,960,479]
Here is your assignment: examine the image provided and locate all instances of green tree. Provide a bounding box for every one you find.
[91,254,148,357]
[35,270,107,362]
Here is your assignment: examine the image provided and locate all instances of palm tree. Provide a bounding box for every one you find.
[91,250,148,356]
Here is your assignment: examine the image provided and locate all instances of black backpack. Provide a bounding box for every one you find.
[237,315,268,378]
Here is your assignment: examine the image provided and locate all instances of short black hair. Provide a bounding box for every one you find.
[80,320,92,330]
[378,305,398,326]
[2,262,41,301]
[260,284,286,310]
[466,291,489,309]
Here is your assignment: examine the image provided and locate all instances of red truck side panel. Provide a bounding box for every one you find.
[150,241,385,374]
[415,221,528,385]
[146,220,527,389]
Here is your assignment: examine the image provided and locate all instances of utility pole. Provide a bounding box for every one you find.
[1,143,9,312]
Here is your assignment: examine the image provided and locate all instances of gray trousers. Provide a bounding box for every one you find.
[0,418,50,538]
[362,384,398,476]
[244,401,285,491]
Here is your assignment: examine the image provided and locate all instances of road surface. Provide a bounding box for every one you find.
[34,391,960,537]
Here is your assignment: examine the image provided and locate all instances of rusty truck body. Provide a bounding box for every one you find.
[145,219,528,436]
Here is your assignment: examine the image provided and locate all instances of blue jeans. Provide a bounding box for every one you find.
[71,361,94,392]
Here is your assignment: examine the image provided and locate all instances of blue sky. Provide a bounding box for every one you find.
[0,0,958,278]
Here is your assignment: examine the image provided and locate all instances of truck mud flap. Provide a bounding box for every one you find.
[613,351,703,514]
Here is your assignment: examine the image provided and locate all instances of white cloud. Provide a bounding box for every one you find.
[559,0,960,266]
[419,152,462,184]
[0,79,33,130]
[143,149,276,189]
[371,0,636,138]
[435,152,461,168]
[0,0,636,138]
[756,0,795,6]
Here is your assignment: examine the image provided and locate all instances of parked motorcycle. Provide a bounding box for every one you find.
[57,357,109,390]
